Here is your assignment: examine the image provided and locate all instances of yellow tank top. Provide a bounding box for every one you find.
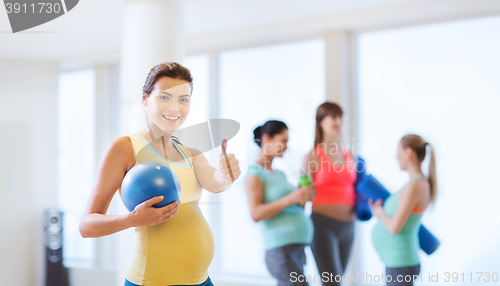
[119,133,215,286]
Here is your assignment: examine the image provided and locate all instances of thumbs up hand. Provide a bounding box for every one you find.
[219,139,241,182]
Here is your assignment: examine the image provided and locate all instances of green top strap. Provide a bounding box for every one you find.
[409,174,426,182]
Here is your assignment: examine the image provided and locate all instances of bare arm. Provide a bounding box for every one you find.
[245,175,310,222]
[79,136,178,238]
[189,140,241,194]
[301,150,319,177]
[369,182,422,235]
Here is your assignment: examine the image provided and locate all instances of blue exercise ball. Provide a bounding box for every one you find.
[121,161,181,212]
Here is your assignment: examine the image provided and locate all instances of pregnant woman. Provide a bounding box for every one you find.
[79,62,241,286]
[245,120,314,286]
[302,102,357,285]
[370,134,437,286]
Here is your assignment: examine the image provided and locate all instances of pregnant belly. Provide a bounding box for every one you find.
[129,201,215,285]
[372,221,389,252]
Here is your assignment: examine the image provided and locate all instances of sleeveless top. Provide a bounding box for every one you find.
[245,164,314,251]
[371,174,427,268]
[118,133,214,285]
[311,146,357,206]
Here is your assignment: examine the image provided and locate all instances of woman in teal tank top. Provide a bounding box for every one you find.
[245,120,314,286]
[369,134,438,286]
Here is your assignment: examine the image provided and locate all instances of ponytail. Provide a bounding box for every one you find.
[401,134,438,204]
[427,143,437,203]
[253,126,263,147]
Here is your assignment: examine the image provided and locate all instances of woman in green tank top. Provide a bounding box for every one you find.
[369,134,438,286]
[245,120,314,286]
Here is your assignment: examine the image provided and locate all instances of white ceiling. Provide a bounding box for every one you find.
[183,0,421,35]
[0,0,498,62]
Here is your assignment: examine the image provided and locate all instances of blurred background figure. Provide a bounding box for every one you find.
[302,102,357,286]
[245,120,314,286]
[369,134,436,286]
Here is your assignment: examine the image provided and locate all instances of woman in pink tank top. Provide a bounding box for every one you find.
[302,102,357,285]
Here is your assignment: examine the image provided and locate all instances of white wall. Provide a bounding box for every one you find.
[0,59,59,286]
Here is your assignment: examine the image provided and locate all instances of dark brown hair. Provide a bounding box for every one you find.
[400,134,437,203]
[142,62,193,145]
[142,62,193,96]
[253,120,288,147]
[314,102,343,146]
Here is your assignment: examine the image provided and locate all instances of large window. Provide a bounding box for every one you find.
[180,55,214,230]
[217,39,325,280]
[58,69,96,266]
[357,16,500,284]
[181,55,210,127]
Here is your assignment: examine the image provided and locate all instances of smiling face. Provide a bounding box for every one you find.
[320,114,342,137]
[262,129,288,158]
[142,77,192,136]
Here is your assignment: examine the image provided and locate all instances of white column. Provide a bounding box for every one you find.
[119,0,185,135]
[323,29,360,277]
[323,30,357,151]
[117,1,185,285]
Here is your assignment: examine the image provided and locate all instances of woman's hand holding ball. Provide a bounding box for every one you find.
[128,197,180,227]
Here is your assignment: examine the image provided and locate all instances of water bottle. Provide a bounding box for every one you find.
[298,171,312,206]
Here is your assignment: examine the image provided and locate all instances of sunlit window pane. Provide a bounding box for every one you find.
[58,69,96,265]
[218,39,325,276]
[357,16,500,282]
[181,55,213,226]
